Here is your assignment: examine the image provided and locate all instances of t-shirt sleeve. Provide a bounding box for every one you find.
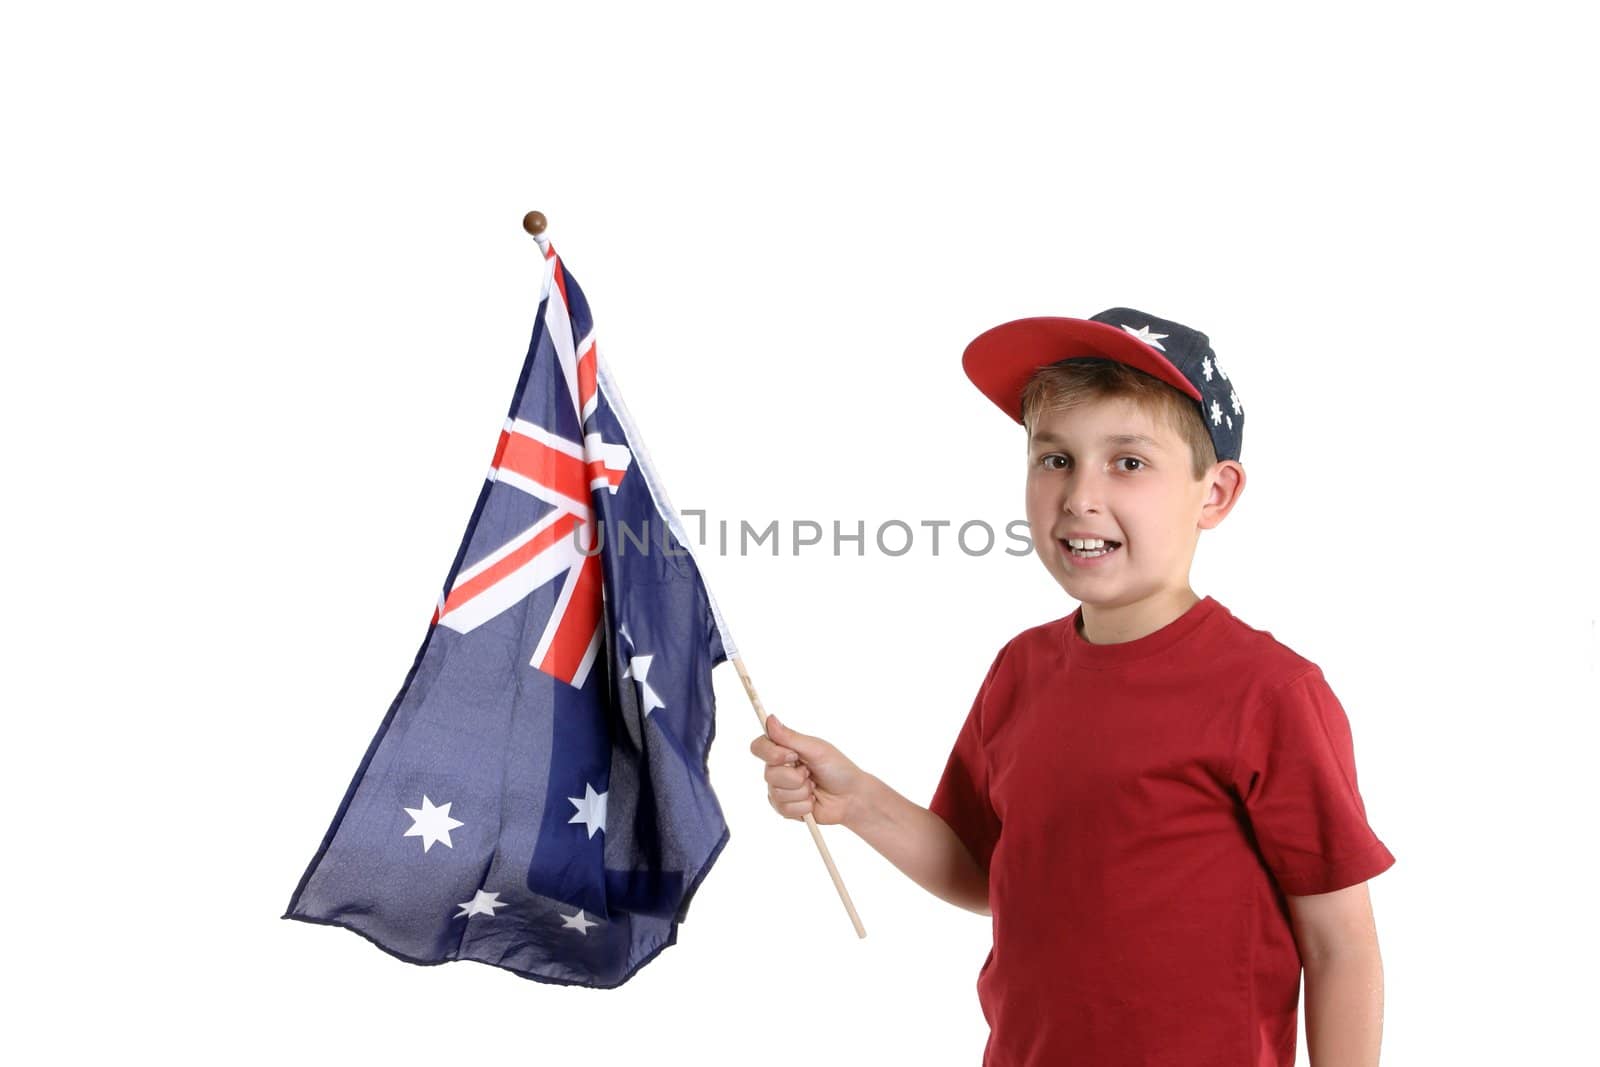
[1230,666,1396,896]
[928,647,1006,876]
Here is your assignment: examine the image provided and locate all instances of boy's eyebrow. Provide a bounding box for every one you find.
[1030,431,1166,451]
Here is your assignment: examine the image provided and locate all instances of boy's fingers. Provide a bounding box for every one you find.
[770,791,810,815]
[765,763,808,788]
[768,794,807,818]
[770,782,812,803]
[764,760,807,784]
[750,736,800,766]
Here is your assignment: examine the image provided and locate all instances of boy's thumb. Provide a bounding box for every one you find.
[766,714,811,753]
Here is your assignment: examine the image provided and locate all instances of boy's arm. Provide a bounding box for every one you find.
[1287,882,1385,1067]
[845,772,991,916]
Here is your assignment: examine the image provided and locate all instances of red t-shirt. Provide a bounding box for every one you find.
[929,595,1395,1067]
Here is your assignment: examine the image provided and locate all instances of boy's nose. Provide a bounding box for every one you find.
[1062,472,1105,515]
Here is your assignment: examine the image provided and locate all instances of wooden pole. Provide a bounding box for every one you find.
[732,655,867,939]
[524,210,865,939]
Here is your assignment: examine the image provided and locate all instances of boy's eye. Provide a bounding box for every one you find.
[1035,454,1144,472]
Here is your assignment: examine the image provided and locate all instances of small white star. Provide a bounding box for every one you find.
[1120,323,1168,351]
[1225,415,1233,430]
[456,890,504,918]
[403,795,464,853]
[1229,389,1242,414]
[568,782,608,839]
[1216,360,1228,381]
[1202,356,1214,381]
[621,653,665,714]
[560,909,598,935]
[1210,399,1223,426]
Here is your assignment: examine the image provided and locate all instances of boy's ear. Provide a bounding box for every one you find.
[1198,461,1246,530]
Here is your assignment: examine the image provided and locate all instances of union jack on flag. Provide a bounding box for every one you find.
[284,234,737,988]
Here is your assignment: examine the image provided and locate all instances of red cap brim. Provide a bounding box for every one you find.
[962,317,1203,423]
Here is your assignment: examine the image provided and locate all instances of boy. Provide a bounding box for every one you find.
[749,308,1395,1066]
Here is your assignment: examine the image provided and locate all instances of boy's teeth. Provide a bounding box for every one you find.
[1066,538,1118,557]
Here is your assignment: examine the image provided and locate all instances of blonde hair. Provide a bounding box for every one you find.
[1020,358,1217,480]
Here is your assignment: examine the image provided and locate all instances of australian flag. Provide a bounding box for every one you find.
[283,236,735,988]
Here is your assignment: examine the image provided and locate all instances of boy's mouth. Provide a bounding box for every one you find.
[1060,537,1121,560]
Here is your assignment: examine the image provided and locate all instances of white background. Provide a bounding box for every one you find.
[5,2,1596,1063]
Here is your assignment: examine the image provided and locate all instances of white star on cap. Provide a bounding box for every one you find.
[1202,356,1214,381]
[1120,324,1168,351]
[1210,399,1223,425]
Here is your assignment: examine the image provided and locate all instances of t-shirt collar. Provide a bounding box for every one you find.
[1063,595,1225,670]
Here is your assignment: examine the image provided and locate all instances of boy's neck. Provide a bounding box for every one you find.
[1076,588,1203,645]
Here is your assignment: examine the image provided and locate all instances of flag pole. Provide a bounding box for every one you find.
[730,655,867,939]
[521,211,866,939]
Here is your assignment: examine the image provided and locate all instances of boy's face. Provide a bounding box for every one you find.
[1025,394,1226,622]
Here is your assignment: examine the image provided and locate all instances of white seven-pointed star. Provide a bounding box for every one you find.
[1202,356,1214,381]
[561,909,598,935]
[456,890,504,919]
[1230,389,1242,414]
[403,795,464,853]
[1120,323,1167,350]
[621,653,665,714]
[1215,360,1228,381]
[568,782,608,839]
[1210,399,1223,425]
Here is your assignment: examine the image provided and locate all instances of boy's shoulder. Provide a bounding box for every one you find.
[988,610,1078,663]
[1206,601,1322,677]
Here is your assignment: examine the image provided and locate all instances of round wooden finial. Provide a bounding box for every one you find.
[522,211,548,237]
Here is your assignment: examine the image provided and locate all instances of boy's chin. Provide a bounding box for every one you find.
[1043,566,1102,600]
[1040,551,1121,591]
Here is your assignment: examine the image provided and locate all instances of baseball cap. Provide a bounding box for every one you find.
[962,307,1244,463]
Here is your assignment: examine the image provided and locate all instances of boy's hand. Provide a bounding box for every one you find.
[749,714,865,826]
